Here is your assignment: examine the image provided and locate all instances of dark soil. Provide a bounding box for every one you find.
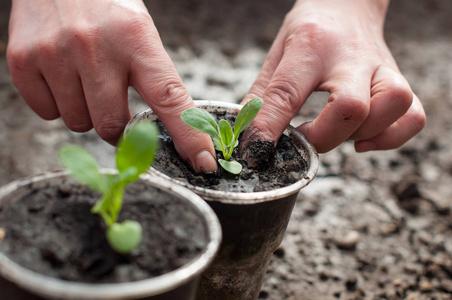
[153,113,308,193]
[0,180,207,283]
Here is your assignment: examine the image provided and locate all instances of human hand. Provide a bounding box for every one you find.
[242,0,426,154]
[7,0,217,173]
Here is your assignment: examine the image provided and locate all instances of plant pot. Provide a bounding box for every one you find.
[0,170,221,300]
[128,101,319,300]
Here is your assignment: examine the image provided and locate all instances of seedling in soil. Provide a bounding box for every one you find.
[59,122,158,254]
[181,98,263,174]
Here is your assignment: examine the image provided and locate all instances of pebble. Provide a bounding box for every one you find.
[439,279,452,293]
[380,222,401,236]
[419,280,433,292]
[273,247,285,259]
[345,276,358,291]
[421,188,451,215]
[303,200,320,217]
[393,278,404,287]
[406,292,421,300]
[334,231,360,250]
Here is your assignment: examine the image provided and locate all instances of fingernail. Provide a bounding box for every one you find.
[195,151,217,173]
[356,141,376,152]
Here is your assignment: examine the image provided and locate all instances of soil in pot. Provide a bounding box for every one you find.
[154,111,309,193]
[0,180,208,283]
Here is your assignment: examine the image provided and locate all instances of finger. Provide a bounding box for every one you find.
[297,68,371,153]
[355,94,426,152]
[42,68,92,132]
[242,28,286,103]
[130,33,217,173]
[245,33,323,144]
[352,66,413,140]
[79,66,130,145]
[7,48,59,120]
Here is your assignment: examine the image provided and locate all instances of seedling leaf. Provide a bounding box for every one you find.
[59,145,106,193]
[116,122,158,181]
[213,137,223,151]
[218,159,242,174]
[218,119,234,147]
[107,220,142,254]
[233,98,263,137]
[181,108,219,139]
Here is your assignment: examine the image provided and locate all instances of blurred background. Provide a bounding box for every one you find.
[0,0,451,299]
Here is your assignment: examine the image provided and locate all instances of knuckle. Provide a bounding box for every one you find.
[44,24,100,60]
[6,45,33,75]
[285,21,335,50]
[332,94,369,123]
[155,79,189,109]
[121,13,153,36]
[265,79,300,112]
[95,116,127,143]
[64,24,99,51]
[35,40,58,59]
[386,83,413,110]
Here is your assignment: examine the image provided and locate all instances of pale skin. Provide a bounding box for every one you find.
[7,0,426,173]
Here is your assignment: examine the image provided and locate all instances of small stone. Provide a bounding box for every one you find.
[406,292,420,300]
[318,271,329,281]
[392,178,422,214]
[393,278,403,287]
[439,279,452,293]
[345,276,358,291]
[419,280,433,292]
[380,222,401,236]
[258,290,269,299]
[334,231,360,250]
[0,227,5,240]
[303,199,320,217]
[421,188,450,215]
[273,247,285,258]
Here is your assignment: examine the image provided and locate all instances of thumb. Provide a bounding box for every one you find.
[130,43,217,173]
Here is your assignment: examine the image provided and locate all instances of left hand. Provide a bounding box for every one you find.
[242,0,426,153]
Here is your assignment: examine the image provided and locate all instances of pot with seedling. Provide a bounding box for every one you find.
[0,121,221,300]
[128,99,319,300]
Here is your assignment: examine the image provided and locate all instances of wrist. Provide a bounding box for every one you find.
[291,0,389,31]
[295,0,389,10]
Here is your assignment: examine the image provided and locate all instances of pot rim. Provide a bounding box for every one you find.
[0,169,222,299]
[128,100,319,204]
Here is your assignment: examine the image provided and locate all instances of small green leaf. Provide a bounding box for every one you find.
[181,108,219,139]
[107,220,142,254]
[59,145,105,192]
[218,159,242,174]
[213,137,223,151]
[233,98,263,137]
[218,119,234,147]
[116,121,159,182]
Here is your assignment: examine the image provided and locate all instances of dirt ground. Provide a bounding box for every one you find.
[0,0,451,299]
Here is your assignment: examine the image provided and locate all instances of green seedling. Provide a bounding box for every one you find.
[59,121,158,254]
[181,98,263,174]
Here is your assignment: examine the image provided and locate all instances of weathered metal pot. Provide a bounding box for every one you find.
[129,101,319,300]
[0,170,222,300]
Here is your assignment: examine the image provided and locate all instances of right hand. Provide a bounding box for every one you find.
[7,0,217,173]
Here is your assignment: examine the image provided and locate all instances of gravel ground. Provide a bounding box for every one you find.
[0,0,451,299]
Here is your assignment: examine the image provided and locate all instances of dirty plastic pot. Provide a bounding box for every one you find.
[0,170,222,300]
[128,101,319,300]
